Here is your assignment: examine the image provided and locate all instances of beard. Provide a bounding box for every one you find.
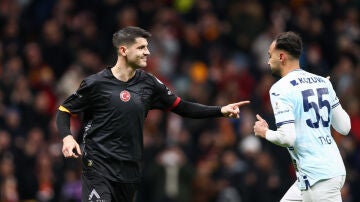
[270,66,282,79]
[271,71,282,79]
[128,59,146,69]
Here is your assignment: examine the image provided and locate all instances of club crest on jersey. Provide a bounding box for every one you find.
[120,90,131,102]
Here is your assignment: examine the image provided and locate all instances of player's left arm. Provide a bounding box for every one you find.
[326,79,351,135]
[149,73,250,118]
[171,100,250,118]
[331,104,351,135]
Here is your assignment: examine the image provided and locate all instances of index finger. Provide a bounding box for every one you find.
[233,100,250,107]
[75,143,82,156]
[256,114,264,121]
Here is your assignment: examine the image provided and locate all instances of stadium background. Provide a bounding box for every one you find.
[0,0,359,201]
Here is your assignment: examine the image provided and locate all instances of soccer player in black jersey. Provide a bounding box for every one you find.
[56,26,250,202]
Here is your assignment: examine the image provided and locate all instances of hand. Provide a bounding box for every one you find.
[254,114,269,138]
[62,135,82,158]
[221,100,250,118]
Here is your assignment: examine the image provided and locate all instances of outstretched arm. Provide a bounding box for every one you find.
[171,100,250,119]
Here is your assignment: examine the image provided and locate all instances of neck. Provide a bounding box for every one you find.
[111,58,136,82]
[281,60,300,77]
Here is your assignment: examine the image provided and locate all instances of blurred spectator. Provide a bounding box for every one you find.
[60,169,81,202]
[40,19,73,78]
[145,146,194,202]
[0,154,19,202]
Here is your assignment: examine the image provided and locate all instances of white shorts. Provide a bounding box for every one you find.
[280,175,346,202]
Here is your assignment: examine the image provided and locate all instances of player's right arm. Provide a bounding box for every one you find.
[56,79,93,158]
[254,82,296,147]
[56,109,82,158]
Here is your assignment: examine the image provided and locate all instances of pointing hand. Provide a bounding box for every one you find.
[221,101,250,118]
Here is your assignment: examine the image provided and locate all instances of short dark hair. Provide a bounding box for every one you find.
[274,31,303,58]
[112,26,151,48]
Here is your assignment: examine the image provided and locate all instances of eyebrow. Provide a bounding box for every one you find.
[137,44,147,48]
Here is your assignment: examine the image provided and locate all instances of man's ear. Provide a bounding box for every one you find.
[279,52,284,60]
[119,46,127,56]
[279,52,286,64]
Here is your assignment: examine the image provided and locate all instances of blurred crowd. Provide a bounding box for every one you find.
[0,0,359,201]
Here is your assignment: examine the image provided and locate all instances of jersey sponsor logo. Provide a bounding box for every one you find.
[274,109,290,115]
[271,92,280,96]
[120,90,131,102]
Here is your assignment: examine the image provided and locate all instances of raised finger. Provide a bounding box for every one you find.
[233,101,250,107]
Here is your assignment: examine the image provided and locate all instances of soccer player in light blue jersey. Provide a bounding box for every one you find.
[253,31,351,202]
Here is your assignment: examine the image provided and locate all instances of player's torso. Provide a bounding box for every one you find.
[280,70,332,145]
[82,70,157,164]
[90,71,155,117]
[272,69,345,185]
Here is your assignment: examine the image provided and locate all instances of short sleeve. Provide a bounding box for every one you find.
[269,87,295,128]
[61,79,93,114]
[325,80,340,109]
[149,76,179,110]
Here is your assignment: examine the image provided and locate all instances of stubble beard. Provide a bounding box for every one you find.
[129,59,146,69]
[270,66,282,79]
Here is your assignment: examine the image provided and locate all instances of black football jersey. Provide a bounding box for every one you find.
[60,68,179,182]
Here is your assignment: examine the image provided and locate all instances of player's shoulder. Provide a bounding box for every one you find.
[83,68,109,86]
[138,70,166,86]
[272,69,328,90]
[270,76,292,93]
[138,69,154,80]
[295,69,331,87]
[270,69,303,96]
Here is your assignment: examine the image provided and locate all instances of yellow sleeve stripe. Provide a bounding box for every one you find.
[59,105,71,114]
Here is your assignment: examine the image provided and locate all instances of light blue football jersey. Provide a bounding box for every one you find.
[269,69,345,190]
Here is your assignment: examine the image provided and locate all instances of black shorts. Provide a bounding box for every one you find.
[82,170,139,202]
